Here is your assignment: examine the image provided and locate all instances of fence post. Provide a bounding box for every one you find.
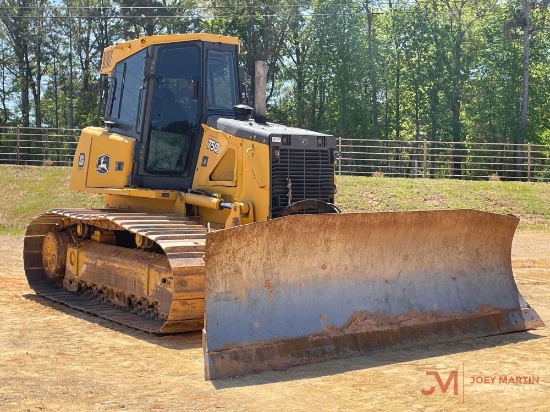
[16,126,20,165]
[44,130,49,164]
[423,139,427,178]
[338,137,342,176]
[527,142,531,182]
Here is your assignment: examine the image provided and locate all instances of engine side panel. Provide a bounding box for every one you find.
[191,124,270,224]
[70,127,135,191]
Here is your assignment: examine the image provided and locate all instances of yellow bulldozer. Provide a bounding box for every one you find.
[23,34,543,380]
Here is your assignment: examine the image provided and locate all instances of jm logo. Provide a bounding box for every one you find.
[421,371,459,396]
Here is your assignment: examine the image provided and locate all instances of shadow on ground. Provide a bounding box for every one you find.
[210,330,545,389]
[24,291,546,390]
[23,293,202,350]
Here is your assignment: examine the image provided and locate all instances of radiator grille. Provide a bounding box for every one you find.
[271,148,335,217]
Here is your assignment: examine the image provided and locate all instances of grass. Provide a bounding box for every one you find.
[0,165,549,234]
[0,165,103,235]
[337,175,550,228]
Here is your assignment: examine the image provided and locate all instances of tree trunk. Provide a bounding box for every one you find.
[450,26,463,177]
[19,57,30,128]
[395,50,401,140]
[53,56,59,128]
[517,0,529,179]
[68,16,74,129]
[366,3,379,139]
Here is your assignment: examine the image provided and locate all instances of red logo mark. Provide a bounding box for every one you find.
[421,371,459,395]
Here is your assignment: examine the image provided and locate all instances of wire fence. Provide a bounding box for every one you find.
[0,126,80,166]
[338,138,550,182]
[1,127,549,182]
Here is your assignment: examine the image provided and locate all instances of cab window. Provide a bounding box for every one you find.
[107,49,146,127]
[206,50,237,111]
[146,45,200,174]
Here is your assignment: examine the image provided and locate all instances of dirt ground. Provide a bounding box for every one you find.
[0,230,549,412]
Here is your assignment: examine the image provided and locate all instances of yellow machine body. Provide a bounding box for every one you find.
[69,127,135,190]
[23,34,544,380]
[69,123,267,228]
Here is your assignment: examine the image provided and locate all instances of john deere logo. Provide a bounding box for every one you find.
[96,154,110,174]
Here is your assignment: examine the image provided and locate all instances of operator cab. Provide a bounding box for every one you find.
[101,36,240,191]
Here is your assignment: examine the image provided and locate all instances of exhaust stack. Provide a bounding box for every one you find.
[254,61,267,124]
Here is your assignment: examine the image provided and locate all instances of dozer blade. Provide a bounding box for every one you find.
[202,210,544,380]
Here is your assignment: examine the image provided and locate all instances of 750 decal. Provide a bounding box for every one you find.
[207,139,221,154]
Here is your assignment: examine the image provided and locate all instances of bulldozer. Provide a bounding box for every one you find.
[23,34,543,380]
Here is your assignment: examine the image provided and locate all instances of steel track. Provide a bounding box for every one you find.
[23,209,207,334]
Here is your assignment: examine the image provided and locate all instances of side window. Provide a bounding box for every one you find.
[106,49,146,126]
[119,51,146,124]
[107,65,124,118]
[206,50,237,110]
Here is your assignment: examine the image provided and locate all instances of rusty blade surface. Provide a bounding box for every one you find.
[203,210,544,380]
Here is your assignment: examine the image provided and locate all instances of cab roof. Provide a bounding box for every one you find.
[100,34,240,75]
